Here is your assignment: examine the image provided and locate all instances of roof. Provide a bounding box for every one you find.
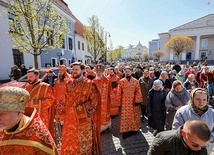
[54,0,75,19]
[74,18,85,37]
[54,0,85,37]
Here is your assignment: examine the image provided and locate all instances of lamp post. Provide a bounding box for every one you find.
[57,52,62,65]
[105,32,111,63]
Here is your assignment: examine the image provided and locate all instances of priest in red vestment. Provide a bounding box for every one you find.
[117,66,142,139]
[26,69,55,135]
[61,62,102,155]
[0,86,59,155]
[107,67,120,116]
[93,64,111,132]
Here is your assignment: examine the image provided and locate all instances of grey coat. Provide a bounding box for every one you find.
[165,88,190,129]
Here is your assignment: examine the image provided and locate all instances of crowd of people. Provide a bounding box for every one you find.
[1,60,214,154]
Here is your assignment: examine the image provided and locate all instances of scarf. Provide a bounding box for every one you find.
[191,102,208,116]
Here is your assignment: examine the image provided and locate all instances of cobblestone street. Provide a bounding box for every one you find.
[101,111,155,155]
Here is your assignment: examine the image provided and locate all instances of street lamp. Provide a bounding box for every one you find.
[57,52,62,65]
[105,32,111,63]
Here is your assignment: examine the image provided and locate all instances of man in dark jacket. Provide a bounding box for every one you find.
[147,119,210,155]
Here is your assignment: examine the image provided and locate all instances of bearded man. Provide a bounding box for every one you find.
[26,69,55,135]
[53,65,71,146]
[107,67,120,116]
[93,64,111,132]
[117,66,142,139]
[61,62,102,155]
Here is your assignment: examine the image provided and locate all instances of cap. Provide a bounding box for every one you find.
[0,86,29,112]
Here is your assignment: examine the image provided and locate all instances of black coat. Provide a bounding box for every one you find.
[147,127,207,155]
[147,88,167,130]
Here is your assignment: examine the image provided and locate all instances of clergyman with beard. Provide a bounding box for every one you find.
[117,66,142,139]
[60,62,102,154]
[25,69,55,135]
[53,65,71,146]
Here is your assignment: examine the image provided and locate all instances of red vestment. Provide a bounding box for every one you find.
[61,77,101,155]
[93,76,111,131]
[26,82,55,132]
[54,77,71,120]
[0,107,59,155]
[116,71,123,79]
[107,74,120,115]
[117,77,142,133]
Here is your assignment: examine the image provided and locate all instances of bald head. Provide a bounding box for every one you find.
[183,120,210,142]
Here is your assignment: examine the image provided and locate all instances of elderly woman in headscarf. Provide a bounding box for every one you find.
[147,79,167,136]
[172,88,214,154]
[165,80,190,130]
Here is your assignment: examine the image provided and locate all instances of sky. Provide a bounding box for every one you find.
[64,0,213,48]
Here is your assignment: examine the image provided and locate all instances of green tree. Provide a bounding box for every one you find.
[110,46,123,61]
[84,15,105,62]
[153,50,164,61]
[6,0,70,68]
[165,36,193,62]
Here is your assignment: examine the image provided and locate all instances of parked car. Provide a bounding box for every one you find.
[0,67,71,88]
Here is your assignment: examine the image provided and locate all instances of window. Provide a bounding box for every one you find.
[59,34,65,49]
[201,39,208,49]
[8,12,21,34]
[68,59,71,65]
[67,22,72,31]
[68,37,73,50]
[82,43,84,51]
[47,30,54,45]
[51,58,57,67]
[12,49,24,66]
[78,41,80,50]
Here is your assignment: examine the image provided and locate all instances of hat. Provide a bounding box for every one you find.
[0,86,29,112]
[153,80,163,87]
[95,64,105,72]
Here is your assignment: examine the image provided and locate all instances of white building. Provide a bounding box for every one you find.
[122,42,148,60]
[159,14,214,63]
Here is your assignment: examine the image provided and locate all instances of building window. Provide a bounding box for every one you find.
[59,34,65,49]
[8,12,21,34]
[78,41,80,50]
[67,22,72,31]
[51,58,57,67]
[201,39,208,49]
[68,59,71,65]
[82,43,84,51]
[46,30,54,45]
[12,49,24,66]
[68,37,73,50]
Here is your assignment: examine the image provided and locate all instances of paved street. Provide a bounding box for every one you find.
[101,110,214,155]
[101,111,155,155]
